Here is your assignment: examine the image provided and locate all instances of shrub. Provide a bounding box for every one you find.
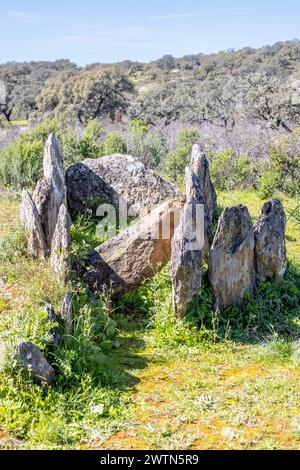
[210,149,254,191]
[125,120,167,168]
[76,120,103,159]
[0,117,104,188]
[259,131,300,198]
[102,131,127,155]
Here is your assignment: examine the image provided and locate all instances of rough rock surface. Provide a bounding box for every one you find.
[15,341,55,386]
[50,204,71,281]
[61,294,73,335]
[185,167,210,257]
[20,190,47,258]
[43,303,61,346]
[208,205,256,310]
[254,199,287,280]
[171,208,202,317]
[82,199,183,295]
[0,340,6,370]
[66,154,182,216]
[190,144,217,223]
[33,134,67,247]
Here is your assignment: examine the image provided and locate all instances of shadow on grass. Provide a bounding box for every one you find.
[113,261,300,349]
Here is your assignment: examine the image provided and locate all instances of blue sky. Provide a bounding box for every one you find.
[0,0,299,65]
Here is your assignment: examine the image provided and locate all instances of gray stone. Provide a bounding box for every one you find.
[61,294,73,335]
[254,199,287,280]
[19,190,47,258]
[171,206,202,317]
[43,303,61,346]
[190,144,217,223]
[33,134,67,247]
[50,204,71,281]
[185,167,210,257]
[66,154,182,217]
[208,205,256,310]
[82,198,183,296]
[0,340,7,371]
[43,133,65,196]
[15,341,55,386]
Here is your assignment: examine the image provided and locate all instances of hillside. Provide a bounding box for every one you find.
[1,40,300,130]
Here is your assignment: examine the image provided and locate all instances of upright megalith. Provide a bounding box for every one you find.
[254,199,287,280]
[20,190,47,258]
[50,203,72,281]
[190,144,217,224]
[208,205,256,310]
[20,135,72,282]
[171,167,205,316]
[33,134,67,248]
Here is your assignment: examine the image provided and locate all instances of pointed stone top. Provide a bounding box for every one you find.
[214,204,253,252]
[190,144,217,221]
[43,134,64,191]
[185,166,205,202]
[190,144,208,177]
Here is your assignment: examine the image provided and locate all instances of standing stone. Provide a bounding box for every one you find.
[190,144,217,224]
[50,204,71,281]
[43,133,65,194]
[33,134,67,248]
[0,340,7,370]
[82,199,183,296]
[20,190,47,258]
[43,303,61,346]
[15,341,55,386]
[208,205,256,310]
[171,167,206,316]
[254,199,287,280]
[185,167,210,257]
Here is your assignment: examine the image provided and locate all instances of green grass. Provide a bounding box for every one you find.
[0,189,299,449]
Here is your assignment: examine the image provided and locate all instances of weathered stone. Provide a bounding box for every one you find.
[61,294,73,335]
[208,205,256,310]
[190,144,217,223]
[0,340,7,370]
[43,133,65,195]
[15,341,55,386]
[254,199,287,280]
[82,199,183,296]
[66,154,182,217]
[50,204,71,281]
[43,303,61,346]
[20,190,47,258]
[171,206,202,317]
[33,134,67,247]
[185,167,210,257]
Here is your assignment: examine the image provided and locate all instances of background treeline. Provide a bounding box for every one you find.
[1,40,300,129]
[0,40,300,199]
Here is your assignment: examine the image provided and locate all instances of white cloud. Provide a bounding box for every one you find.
[4,10,53,24]
[148,6,267,20]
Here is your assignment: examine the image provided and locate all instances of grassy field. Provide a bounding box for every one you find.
[0,189,299,450]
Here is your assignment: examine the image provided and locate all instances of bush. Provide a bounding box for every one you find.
[102,131,127,155]
[210,149,254,191]
[0,116,104,189]
[125,120,167,168]
[259,131,300,198]
[164,128,199,182]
